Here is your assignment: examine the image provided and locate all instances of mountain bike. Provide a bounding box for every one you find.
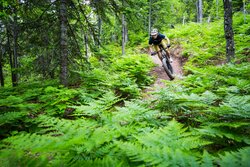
[152,45,175,80]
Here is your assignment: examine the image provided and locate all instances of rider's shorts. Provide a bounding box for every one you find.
[152,39,168,52]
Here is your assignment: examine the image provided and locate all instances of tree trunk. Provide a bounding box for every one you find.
[223,0,235,62]
[0,47,4,87]
[207,15,211,23]
[11,7,19,87]
[243,0,246,23]
[0,24,4,87]
[216,0,219,19]
[7,26,18,87]
[122,13,126,55]
[84,32,89,60]
[97,16,102,48]
[43,33,50,78]
[148,0,152,35]
[59,0,68,86]
[196,0,203,23]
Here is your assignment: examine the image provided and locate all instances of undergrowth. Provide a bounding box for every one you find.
[0,13,249,166]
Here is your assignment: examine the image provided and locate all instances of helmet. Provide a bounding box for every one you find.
[150,28,158,36]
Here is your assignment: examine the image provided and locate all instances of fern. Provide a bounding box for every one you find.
[114,120,211,166]
[218,147,250,167]
[0,95,24,106]
[135,120,211,150]
[0,149,49,167]
[117,141,200,167]
[200,151,214,167]
[0,112,27,126]
[209,95,250,119]
[112,100,161,127]
[68,156,126,167]
[73,91,122,117]
[110,54,154,87]
[197,125,250,145]
[39,86,79,115]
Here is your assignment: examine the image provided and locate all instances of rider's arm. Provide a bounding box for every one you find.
[149,45,154,55]
[165,36,170,45]
[148,37,154,54]
[159,33,170,46]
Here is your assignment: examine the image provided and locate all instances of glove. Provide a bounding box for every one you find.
[167,44,171,48]
[151,52,156,56]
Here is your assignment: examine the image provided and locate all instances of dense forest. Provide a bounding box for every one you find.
[0,0,250,166]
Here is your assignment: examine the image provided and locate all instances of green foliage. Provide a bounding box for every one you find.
[127,31,148,47]
[0,112,27,126]
[80,50,155,99]
[167,13,250,69]
[218,147,250,167]
[1,5,250,167]
[116,120,211,167]
[110,54,154,87]
[153,62,250,151]
[168,21,225,68]
[149,14,250,159]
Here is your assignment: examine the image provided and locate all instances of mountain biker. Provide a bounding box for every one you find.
[148,28,173,63]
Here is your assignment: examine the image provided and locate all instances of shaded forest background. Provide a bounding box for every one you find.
[0,0,248,86]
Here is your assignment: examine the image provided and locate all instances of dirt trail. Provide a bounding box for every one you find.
[143,47,183,94]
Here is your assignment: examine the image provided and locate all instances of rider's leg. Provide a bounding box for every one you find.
[157,51,163,61]
[166,50,173,63]
[153,45,163,60]
[160,40,173,62]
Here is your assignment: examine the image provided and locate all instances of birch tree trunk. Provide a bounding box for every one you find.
[196,0,203,23]
[216,0,219,19]
[207,15,211,23]
[243,0,246,23]
[59,0,68,86]
[148,0,152,35]
[223,0,235,62]
[122,13,127,55]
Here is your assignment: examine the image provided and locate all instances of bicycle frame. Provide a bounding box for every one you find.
[158,45,174,80]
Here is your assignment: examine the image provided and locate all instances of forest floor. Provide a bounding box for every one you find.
[143,47,184,97]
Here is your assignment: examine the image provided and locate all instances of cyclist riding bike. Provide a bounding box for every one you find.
[148,28,173,63]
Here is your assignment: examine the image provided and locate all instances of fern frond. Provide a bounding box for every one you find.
[136,120,211,150]
[0,95,24,106]
[73,91,122,117]
[200,151,214,167]
[0,112,27,126]
[210,95,250,119]
[69,156,126,167]
[2,133,57,152]
[197,124,250,144]
[117,141,199,167]
[112,100,160,126]
[218,147,250,167]
[0,149,49,167]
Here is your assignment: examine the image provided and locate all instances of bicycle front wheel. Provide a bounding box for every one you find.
[162,57,174,80]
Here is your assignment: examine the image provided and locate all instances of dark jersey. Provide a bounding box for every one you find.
[148,33,165,45]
